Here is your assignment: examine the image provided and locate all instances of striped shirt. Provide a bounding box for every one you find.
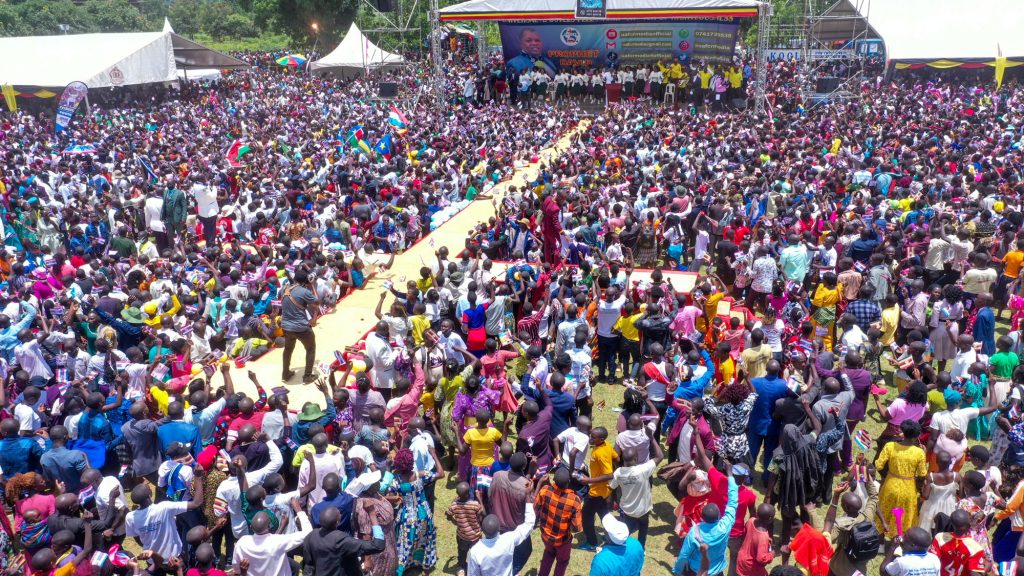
[446,499,484,541]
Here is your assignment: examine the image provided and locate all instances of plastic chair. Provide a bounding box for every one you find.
[664,83,676,105]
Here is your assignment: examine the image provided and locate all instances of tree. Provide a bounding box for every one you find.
[11,0,95,35]
[275,0,360,43]
[223,13,257,39]
[167,0,202,36]
[82,0,148,32]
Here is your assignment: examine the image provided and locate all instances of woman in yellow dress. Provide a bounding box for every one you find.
[875,420,928,538]
[810,271,842,351]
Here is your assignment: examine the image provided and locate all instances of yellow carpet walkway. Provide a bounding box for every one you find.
[228,122,588,406]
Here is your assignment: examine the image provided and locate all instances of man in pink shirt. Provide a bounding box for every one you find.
[383,357,425,447]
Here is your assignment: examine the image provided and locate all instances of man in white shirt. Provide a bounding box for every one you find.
[554,417,591,472]
[439,320,468,366]
[81,468,128,537]
[233,499,311,576]
[192,177,219,244]
[595,286,627,383]
[881,527,940,576]
[468,493,537,576]
[143,188,166,251]
[298,433,346,507]
[213,440,283,538]
[14,332,53,387]
[365,323,397,391]
[609,428,663,547]
[13,386,42,432]
[126,472,204,561]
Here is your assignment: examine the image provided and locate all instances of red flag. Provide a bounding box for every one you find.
[225,140,251,168]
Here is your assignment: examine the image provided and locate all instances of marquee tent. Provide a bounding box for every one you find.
[813,0,1024,68]
[0,31,247,89]
[310,23,405,74]
[437,0,760,21]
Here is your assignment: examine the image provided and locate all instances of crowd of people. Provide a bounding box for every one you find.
[1,33,1024,576]
[459,57,751,110]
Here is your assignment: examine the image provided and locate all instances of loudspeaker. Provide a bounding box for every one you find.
[378,82,398,98]
[373,0,395,11]
[815,76,841,93]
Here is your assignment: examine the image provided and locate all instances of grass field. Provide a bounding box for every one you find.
[425,333,997,576]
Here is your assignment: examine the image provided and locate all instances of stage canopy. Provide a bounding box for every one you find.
[438,0,760,21]
[0,31,247,88]
[813,0,1024,67]
[310,23,405,74]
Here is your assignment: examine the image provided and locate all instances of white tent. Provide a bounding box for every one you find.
[814,0,1024,64]
[310,23,405,74]
[0,31,247,88]
[438,0,759,21]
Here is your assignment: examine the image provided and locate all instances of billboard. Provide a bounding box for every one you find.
[500,21,739,77]
[576,0,607,19]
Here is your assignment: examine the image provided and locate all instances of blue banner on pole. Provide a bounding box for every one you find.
[55,81,88,135]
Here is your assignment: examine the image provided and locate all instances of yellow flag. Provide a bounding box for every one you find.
[995,44,1008,90]
[1,85,16,112]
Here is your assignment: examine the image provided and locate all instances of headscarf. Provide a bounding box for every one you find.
[774,423,821,511]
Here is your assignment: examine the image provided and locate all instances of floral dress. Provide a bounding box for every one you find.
[452,387,499,480]
[958,493,999,563]
[387,472,438,576]
[703,393,757,465]
[435,367,471,451]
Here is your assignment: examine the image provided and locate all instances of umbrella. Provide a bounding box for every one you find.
[62,144,97,155]
[276,54,307,67]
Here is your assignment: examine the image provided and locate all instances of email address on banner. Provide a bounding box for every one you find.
[621,40,675,49]
[621,52,676,61]
[618,30,673,39]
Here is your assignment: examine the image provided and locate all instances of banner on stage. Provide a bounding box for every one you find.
[55,81,88,134]
[576,0,607,19]
[500,21,739,77]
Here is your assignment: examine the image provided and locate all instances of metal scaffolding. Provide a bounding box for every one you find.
[428,0,445,103]
[764,0,873,107]
[752,1,772,115]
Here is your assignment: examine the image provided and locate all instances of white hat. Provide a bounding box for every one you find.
[601,513,630,545]
[347,444,373,465]
[345,468,382,496]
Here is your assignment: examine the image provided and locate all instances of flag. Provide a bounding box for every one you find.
[225,140,252,167]
[79,485,96,505]
[357,139,373,157]
[55,81,88,134]
[999,562,1018,576]
[347,125,365,144]
[1,85,16,112]
[374,133,393,160]
[995,44,1009,90]
[137,155,158,183]
[388,104,408,135]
